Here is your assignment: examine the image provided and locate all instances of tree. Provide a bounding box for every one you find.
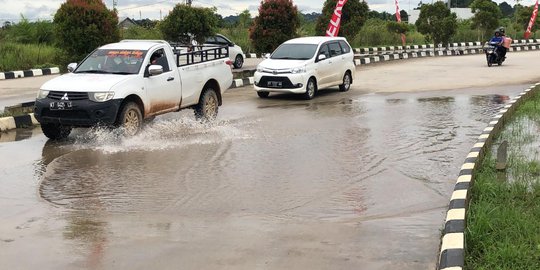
[415,2,457,46]
[515,5,540,33]
[400,10,409,22]
[315,0,369,41]
[470,0,502,41]
[499,2,514,18]
[249,0,300,54]
[54,0,119,62]
[238,10,252,28]
[160,4,218,45]
[386,21,409,35]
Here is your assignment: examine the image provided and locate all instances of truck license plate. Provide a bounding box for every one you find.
[50,101,72,110]
[267,81,282,87]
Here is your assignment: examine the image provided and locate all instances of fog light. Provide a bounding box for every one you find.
[296,83,303,88]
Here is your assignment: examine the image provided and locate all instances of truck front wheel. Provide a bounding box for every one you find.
[194,88,218,121]
[41,123,72,140]
[118,102,143,136]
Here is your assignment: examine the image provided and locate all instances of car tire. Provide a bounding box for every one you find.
[233,54,244,69]
[41,123,71,140]
[118,102,143,136]
[303,78,316,100]
[339,71,352,92]
[257,91,270,98]
[194,88,219,120]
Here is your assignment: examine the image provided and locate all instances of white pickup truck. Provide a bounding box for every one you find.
[34,40,233,140]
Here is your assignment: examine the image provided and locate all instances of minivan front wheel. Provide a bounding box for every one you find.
[303,78,316,100]
[339,71,352,92]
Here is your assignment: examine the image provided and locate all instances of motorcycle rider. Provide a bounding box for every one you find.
[489,29,505,60]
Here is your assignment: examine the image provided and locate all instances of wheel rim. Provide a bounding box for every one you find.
[344,74,351,89]
[307,80,315,97]
[236,56,243,67]
[204,94,217,118]
[123,109,140,135]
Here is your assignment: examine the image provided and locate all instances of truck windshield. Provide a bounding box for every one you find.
[271,44,317,60]
[75,49,148,75]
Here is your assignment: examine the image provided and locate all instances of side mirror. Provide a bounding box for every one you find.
[317,54,327,61]
[264,53,271,59]
[148,65,163,76]
[67,63,77,72]
[229,42,235,47]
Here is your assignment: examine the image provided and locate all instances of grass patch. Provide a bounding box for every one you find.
[466,90,540,269]
[0,42,60,72]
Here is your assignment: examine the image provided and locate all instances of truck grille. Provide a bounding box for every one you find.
[47,91,88,101]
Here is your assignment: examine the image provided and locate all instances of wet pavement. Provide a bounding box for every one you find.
[0,80,529,269]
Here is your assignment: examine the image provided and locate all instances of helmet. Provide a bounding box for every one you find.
[498,27,505,35]
[494,30,500,36]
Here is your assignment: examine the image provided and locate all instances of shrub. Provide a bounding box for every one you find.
[160,4,218,44]
[54,0,119,63]
[0,42,60,72]
[249,0,300,54]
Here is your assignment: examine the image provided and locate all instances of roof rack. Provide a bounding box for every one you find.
[120,39,171,45]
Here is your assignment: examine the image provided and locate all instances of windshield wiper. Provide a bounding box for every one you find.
[110,72,134,75]
[272,57,298,60]
[75,70,111,74]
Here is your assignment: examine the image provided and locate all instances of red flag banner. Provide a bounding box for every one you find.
[394,0,406,46]
[326,0,348,37]
[525,0,539,39]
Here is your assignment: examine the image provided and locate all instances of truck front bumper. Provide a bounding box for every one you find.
[34,98,123,127]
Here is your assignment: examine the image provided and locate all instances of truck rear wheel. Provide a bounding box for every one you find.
[118,102,142,136]
[41,123,72,140]
[194,88,218,121]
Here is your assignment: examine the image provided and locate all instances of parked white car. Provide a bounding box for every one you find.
[254,36,355,99]
[205,34,245,69]
[34,40,233,140]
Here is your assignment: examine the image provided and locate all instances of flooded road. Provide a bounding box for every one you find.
[1,53,538,269]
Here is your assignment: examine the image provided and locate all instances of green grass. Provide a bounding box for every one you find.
[0,42,60,72]
[466,90,540,269]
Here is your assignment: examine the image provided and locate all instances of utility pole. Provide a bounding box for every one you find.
[113,0,118,11]
[186,0,192,6]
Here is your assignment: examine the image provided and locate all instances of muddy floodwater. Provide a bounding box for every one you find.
[0,83,528,269]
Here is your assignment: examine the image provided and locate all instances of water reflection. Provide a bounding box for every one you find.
[0,127,39,143]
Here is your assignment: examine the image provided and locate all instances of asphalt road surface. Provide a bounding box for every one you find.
[1,51,539,269]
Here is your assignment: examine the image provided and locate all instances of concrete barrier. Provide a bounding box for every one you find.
[0,67,60,80]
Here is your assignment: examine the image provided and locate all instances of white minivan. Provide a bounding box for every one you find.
[254,36,355,99]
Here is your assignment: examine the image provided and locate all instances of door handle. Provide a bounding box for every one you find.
[167,77,174,81]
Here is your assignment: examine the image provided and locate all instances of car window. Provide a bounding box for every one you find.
[205,36,216,43]
[328,42,342,57]
[271,44,318,60]
[75,49,147,75]
[149,48,170,72]
[338,40,351,54]
[318,44,330,59]
[215,36,229,44]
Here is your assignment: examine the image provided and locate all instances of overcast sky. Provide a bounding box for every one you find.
[0,0,536,24]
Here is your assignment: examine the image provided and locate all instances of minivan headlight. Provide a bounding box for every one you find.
[291,66,306,74]
[256,66,264,72]
[37,89,49,99]
[89,91,115,102]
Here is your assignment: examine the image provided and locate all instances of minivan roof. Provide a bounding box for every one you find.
[284,36,347,45]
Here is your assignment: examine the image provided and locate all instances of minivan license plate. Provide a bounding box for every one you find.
[50,101,72,110]
[267,81,282,88]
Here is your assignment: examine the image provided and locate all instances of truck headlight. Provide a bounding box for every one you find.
[291,66,306,74]
[37,90,49,99]
[89,91,115,102]
[256,66,264,72]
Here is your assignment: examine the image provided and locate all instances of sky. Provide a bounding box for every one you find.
[0,0,537,24]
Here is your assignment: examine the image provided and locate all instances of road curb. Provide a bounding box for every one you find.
[0,67,60,80]
[0,113,39,133]
[436,82,540,270]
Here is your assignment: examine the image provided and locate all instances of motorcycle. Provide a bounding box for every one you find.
[483,41,505,67]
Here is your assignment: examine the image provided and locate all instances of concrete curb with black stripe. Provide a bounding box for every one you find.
[0,67,60,80]
[437,82,540,270]
[0,113,39,133]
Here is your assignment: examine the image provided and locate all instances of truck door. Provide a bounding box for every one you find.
[144,48,181,115]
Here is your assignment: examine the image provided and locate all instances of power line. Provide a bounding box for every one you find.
[117,0,173,11]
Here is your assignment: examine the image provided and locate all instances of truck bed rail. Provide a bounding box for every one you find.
[172,45,229,67]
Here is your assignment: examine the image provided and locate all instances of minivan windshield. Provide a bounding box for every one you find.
[75,49,148,75]
[271,44,318,60]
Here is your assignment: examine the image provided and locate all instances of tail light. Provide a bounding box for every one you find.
[225,59,233,69]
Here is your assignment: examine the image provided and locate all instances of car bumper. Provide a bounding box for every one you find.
[253,72,307,93]
[34,98,123,127]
